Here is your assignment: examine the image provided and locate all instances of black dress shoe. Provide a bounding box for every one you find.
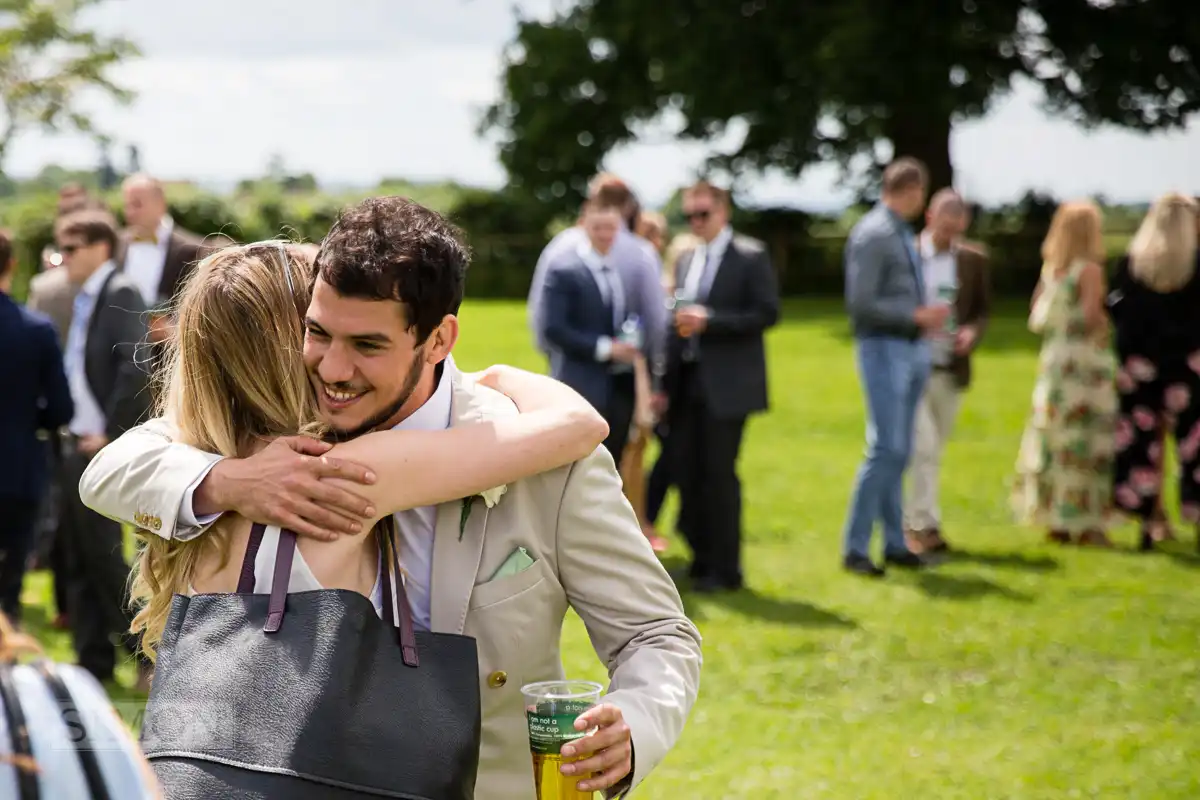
[843,554,885,577]
[692,575,743,594]
[884,549,927,569]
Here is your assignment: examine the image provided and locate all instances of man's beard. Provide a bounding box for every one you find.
[322,349,431,443]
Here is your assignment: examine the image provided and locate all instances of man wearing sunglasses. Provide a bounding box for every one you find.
[54,209,153,690]
[662,181,780,593]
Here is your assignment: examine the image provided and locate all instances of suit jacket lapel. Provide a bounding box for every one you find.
[157,232,183,303]
[705,242,738,302]
[429,369,493,634]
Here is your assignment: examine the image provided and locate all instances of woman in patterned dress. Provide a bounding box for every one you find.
[1013,201,1118,546]
[1108,193,1200,551]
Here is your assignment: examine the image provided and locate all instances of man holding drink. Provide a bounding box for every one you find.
[841,158,947,577]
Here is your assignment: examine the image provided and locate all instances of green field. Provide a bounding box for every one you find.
[22,299,1200,798]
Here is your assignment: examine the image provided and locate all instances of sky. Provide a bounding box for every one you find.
[7,0,1200,210]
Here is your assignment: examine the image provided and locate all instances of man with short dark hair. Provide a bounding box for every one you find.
[0,229,73,622]
[55,208,152,685]
[841,157,947,577]
[81,196,701,798]
[663,180,780,593]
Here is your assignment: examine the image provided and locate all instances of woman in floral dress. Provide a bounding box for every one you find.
[1108,193,1200,550]
[1013,201,1118,546]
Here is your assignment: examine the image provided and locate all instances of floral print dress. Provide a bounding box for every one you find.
[1013,260,1118,532]
[1109,254,1200,521]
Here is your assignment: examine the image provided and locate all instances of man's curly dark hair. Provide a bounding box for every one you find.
[313,196,471,343]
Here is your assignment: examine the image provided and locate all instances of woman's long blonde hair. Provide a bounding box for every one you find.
[130,242,322,659]
[1127,192,1199,292]
[1041,200,1105,276]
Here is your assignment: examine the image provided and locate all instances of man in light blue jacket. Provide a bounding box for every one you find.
[841,158,949,577]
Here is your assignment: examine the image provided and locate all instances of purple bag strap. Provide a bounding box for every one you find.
[236,523,268,593]
[379,527,420,668]
[237,521,419,665]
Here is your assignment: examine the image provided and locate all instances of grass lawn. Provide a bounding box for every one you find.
[21,298,1200,799]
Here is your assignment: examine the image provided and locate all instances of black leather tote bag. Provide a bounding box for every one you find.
[140,524,481,799]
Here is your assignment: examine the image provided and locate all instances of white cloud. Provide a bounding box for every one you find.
[5,2,1198,210]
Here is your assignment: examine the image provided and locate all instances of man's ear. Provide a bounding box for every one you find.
[426,315,459,364]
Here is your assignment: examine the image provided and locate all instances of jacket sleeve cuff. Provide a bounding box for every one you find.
[176,459,226,540]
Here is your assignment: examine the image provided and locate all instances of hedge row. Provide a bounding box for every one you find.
[2,187,1131,304]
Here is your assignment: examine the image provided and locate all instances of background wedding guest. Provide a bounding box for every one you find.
[623,209,671,551]
[904,189,991,554]
[116,173,209,344]
[55,209,153,689]
[1108,193,1200,551]
[0,230,73,622]
[841,158,943,577]
[1013,200,1117,547]
[664,180,779,592]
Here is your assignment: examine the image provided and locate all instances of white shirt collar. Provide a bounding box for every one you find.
[393,354,455,432]
[158,215,174,244]
[920,230,956,259]
[706,226,733,256]
[79,260,117,296]
[576,240,609,267]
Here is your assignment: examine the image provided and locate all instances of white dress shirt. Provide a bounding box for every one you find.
[576,241,626,362]
[64,261,117,436]
[178,356,457,631]
[919,231,958,366]
[681,225,732,303]
[123,216,173,307]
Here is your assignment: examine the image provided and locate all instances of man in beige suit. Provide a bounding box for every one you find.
[79,197,701,798]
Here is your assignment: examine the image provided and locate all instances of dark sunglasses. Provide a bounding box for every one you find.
[58,243,84,255]
[683,209,711,222]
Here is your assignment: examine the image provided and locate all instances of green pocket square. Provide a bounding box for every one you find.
[489,547,536,581]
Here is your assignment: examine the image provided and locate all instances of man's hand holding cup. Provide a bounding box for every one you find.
[913,302,952,333]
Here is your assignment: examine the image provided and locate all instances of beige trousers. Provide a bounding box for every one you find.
[904,369,962,532]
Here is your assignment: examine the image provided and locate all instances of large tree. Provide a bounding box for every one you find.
[0,0,138,177]
[484,0,1199,212]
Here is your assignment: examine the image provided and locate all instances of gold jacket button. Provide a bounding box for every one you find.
[487,670,507,688]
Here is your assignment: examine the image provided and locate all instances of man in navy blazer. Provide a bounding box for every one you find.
[539,197,643,457]
[0,230,74,621]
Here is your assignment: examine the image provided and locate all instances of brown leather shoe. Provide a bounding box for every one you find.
[1046,529,1071,545]
[1077,529,1114,549]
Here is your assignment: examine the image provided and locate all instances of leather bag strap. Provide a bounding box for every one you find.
[235,522,268,593]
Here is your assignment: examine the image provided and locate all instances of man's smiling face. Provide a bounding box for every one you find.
[303,276,428,437]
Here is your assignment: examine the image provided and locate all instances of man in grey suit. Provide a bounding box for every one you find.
[842,158,949,577]
[55,208,152,687]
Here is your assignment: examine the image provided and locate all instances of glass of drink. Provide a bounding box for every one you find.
[522,679,603,799]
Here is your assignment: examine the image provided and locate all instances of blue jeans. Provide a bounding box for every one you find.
[843,336,931,558]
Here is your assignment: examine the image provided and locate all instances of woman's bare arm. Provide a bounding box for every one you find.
[325,366,608,519]
[1078,261,1109,336]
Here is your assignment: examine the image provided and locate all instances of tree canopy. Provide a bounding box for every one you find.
[484,1,1200,213]
[0,0,138,177]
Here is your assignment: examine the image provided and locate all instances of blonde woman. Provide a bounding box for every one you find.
[1108,193,1200,551]
[128,243,608,659]
[1013,201,1118,546]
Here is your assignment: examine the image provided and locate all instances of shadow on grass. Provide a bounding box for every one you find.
[913,572,1034,603]
[699,589,859,629]
[944,549,1060,573]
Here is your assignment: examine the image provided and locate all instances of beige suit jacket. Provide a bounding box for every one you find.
[79,368,703,799]
[26,267,79,344]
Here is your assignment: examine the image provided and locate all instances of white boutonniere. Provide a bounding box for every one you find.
[459,484,507,540]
